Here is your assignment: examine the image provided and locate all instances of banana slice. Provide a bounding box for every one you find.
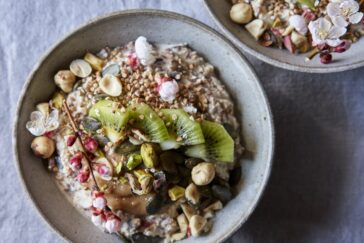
[99,74,122,97]
[70,59,92,78]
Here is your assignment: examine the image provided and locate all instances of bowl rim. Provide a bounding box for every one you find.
[12,9,275,243]
[203,0,364,73]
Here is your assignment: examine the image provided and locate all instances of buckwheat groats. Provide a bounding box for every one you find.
[26,36,243,242]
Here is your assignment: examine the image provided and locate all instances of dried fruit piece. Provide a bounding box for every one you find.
[168,185,185,201]
[84,52,104,71]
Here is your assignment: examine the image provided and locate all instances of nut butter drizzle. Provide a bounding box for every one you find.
[62,100,100,191]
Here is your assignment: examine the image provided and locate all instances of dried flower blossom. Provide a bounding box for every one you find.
[327,0,363,27]
[26,109,59,136]
[308,17,347,47]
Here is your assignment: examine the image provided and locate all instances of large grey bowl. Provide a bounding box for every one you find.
[204,0,364,73]
[13,9,274,243]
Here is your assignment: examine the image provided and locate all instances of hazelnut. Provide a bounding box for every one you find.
[31,136,55,159]
[191,162,215,186]
[54,70,76,93]
[230,3,253,24]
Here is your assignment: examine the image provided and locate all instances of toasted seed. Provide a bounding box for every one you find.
[70,59,92,78]
[102,63,120,77]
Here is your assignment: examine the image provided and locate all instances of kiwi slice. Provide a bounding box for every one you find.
[161,109,205,147]
[185,120,234,163]
[89,100,129,142]
[128,103,169,143]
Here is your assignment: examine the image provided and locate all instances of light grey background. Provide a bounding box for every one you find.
[1,0,364,242]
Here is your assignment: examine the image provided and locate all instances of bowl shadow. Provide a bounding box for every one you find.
[225,61,362,243]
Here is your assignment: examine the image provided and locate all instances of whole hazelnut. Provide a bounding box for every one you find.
[31,136,55,159]
[191,162,215,186]
[230,3,253,24]
[54,70,76,93]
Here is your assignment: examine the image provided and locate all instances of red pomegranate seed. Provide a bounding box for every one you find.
[186,227,191,237]
[70,152,83,170]
[320,53,332,64]
[77,170,90,183]
[44,131,56,139]
[127,53,139,70]
[84,137,98,153]
[66,135,77,146]
[92,191,105,198]
[333,40,351,53]
[302,10,316,22]
[97,164,110,176]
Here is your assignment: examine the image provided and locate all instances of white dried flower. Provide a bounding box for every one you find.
[308,17,347,47]
[26,109,59,136]
[327,0,363,27]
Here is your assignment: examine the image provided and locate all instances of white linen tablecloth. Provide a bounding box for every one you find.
[1,0,364,242]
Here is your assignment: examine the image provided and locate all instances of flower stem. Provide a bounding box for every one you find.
[62,100,100,191]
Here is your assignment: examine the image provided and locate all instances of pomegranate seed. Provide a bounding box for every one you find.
[77,170,90,183]
[302,10,316,22]
[127,53,139,70]
[186,227,191,238]
[44,131,56,139]
[317,44,329,51]
[70,152,83,170]
[90,206,103,215]
[320,53,332,64]
[92,191,105,198]
[333,40,351,53]
[97,164,110,176]
[66,135,77,146]
[84,137,98,153]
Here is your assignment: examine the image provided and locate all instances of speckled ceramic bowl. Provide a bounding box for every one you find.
[13,10,274,243]
[204,0,364,73]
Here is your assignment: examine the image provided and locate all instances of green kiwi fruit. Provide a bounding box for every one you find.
[185,120,234,163]
[128,103,169,143]
[89,100,129,142]
[161,109,205,146]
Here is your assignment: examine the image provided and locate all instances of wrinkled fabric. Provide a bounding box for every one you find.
[1,1,364,243]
